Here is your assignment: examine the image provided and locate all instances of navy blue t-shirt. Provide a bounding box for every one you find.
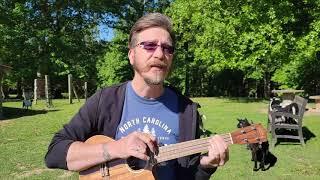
[115,82,179,179]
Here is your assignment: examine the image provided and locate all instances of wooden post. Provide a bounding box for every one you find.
[84,82,88,101]
[68,74,73,104]
[34,79,38,104]
[45,75,53,107]
[72,82,80,102]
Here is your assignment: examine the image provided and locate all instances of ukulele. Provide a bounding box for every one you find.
[79,124,267,180]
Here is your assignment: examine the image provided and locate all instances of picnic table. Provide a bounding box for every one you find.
[271,89,304,106]
[309,95,320,111]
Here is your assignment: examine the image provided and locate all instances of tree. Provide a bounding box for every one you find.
[167,0,319,97]
[272,0,320,95]
[96,31,132,87]
[0,0,131,95]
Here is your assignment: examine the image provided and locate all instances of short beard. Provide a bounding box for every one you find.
[144,74,164,85]
[132,63,165,85]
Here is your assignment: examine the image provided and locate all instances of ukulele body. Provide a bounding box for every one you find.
[79,135,155,180]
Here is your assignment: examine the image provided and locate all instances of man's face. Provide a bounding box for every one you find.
[128,27,174,85]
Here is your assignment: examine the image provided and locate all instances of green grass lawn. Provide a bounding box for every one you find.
[0,98,319,179]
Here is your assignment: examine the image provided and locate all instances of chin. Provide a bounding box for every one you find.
[144,78,165,86]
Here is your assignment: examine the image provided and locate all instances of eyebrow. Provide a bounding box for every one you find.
[140,40,173,45]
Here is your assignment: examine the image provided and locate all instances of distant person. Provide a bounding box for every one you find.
[45,12,229,180]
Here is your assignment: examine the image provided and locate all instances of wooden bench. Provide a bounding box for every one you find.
[271,89,304,106]
[268,95,308,147]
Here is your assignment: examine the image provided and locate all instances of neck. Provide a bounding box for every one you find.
[155,133,233,163]
[131,78,164,99]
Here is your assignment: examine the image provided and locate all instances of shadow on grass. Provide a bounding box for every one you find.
[259,151,277,171]
[274,126,316,146]
[1,106,59,120]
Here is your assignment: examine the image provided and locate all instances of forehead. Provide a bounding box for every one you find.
[136,27,172,44]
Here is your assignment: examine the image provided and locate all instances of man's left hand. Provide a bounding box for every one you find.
[200,135,229,168]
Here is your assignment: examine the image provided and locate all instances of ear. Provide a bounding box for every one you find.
[128,49,134,65]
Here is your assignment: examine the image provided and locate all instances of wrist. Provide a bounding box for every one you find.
[102,143,111,162]
[200,156,218,169]
[102,141,121,161]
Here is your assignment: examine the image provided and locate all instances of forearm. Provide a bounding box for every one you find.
[66,132,157,171]
[66,141,121,171]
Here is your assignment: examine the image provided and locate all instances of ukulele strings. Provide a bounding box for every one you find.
[156,133,232,162]
[105,133,233,175]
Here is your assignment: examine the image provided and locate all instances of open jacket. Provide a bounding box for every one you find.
[45,82,216,180]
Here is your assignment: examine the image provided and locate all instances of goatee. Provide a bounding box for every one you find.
[132,60,168,85]
[144,73,164,85]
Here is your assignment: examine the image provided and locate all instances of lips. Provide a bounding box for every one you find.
[151,64,165,69]
[149,61,167,70]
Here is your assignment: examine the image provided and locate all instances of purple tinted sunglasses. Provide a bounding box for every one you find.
[136,41,175,55]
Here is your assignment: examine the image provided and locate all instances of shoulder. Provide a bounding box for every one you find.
[165,84,194,105]
[97,82,128,97]
[85,82,127,107]
[165,85,197,114]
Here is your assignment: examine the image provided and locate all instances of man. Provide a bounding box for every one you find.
[45,13,228,180]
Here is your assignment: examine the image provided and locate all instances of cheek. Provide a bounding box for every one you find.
[166,58,173,67]
[128,49,135,65]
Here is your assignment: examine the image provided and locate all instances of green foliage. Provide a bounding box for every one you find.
[97,31,132,87]
[166,0,320,97]
[1,0,319,97]
[273,16,320,93]
[0,0,130,91]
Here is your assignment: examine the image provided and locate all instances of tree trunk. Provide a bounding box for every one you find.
[184,64,190,97]
[68,74,73,104]
[0,72,4,119]
[264,73,271,98]
[37,58,49,78]
[16,78,23,99]
[255,80,258,99]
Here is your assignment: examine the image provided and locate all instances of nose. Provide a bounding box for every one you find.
[153,45,165,59]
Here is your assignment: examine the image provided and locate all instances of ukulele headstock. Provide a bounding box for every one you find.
[231,124,267,144]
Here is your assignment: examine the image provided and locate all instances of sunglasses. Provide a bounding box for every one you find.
[136,41,174,55]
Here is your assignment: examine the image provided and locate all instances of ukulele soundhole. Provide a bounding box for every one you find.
[126,156,148,171]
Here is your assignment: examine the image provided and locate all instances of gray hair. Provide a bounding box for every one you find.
[128,13,175,48]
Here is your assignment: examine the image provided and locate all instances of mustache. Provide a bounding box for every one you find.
[148,60,168,69]
[135,60,170,73]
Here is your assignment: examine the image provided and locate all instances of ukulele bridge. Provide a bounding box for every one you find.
[100,163,110,178]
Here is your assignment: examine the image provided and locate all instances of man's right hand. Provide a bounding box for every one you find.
[66,131,158,171]
[110,131,158,161]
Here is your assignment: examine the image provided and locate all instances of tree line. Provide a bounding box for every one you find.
[1,0,319,98]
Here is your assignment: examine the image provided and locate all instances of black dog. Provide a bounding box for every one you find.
[237,118,269,171]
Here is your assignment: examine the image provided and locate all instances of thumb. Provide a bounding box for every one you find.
[200,155,211,165]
